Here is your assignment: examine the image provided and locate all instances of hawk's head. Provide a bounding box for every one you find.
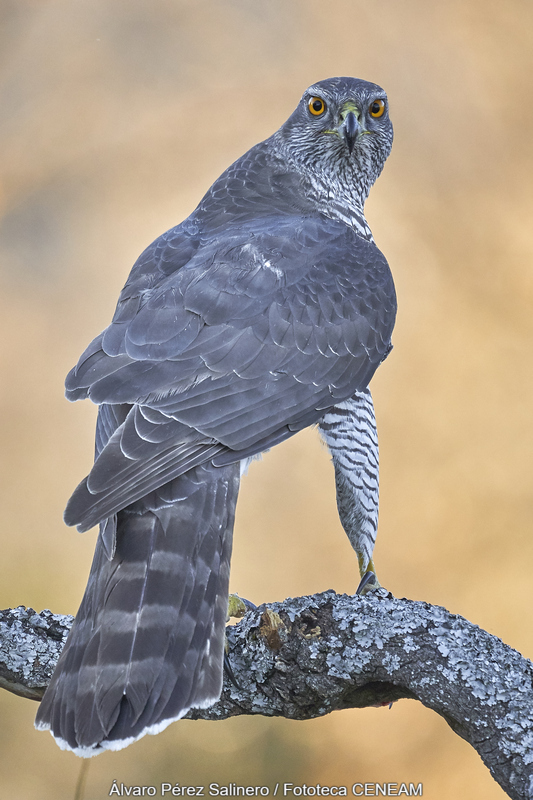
[274,77,393,207]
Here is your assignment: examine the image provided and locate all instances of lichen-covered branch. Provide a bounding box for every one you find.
[1,591,532,799]
[0,607,71,701]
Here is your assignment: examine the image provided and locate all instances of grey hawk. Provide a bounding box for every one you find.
[35,77,396,755]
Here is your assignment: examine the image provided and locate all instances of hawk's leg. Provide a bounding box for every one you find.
[223,595,256,688]
[319,389,381,590]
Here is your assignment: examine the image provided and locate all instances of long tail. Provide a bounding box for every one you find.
[35,461,240,756]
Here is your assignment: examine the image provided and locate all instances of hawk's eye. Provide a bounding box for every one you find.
[308,97,326,116]
[369,99,386,118]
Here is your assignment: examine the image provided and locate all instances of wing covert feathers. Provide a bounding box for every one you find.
[63,220,395,533]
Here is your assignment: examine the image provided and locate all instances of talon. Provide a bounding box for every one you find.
[223,650,242,690]
[356,567,382,595]
[355,555,383,595]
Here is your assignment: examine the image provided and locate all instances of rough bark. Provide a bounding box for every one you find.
[1,590,532,799]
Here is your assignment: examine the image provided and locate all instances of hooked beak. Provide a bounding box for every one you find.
[341,110,360,154]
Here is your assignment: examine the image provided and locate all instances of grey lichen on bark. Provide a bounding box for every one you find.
[0,606,70,701]
[1,591,532,800]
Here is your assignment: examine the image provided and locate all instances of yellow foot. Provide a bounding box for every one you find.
[225,595,256,690]
[227,593,256,621]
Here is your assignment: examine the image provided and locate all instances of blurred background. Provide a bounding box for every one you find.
[1,1,532,797]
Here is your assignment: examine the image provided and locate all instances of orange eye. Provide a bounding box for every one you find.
[369,98,386,118]
[308,96,326,116]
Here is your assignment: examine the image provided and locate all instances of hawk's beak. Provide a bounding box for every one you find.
[341,111,360,154]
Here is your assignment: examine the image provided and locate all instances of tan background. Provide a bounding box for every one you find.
[1,1,532,798]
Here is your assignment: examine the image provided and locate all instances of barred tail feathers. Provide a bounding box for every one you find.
[35,461,240,757]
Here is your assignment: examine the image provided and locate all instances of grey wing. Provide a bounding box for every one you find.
[92,403,131,557]
[65,215,396,532]
[38,385,239,753]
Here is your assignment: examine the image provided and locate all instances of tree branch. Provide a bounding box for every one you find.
[2,591,532,799]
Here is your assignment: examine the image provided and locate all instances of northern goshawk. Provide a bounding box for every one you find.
[36,76,397,755]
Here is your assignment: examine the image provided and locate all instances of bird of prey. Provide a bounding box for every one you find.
[36,76,396,756]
